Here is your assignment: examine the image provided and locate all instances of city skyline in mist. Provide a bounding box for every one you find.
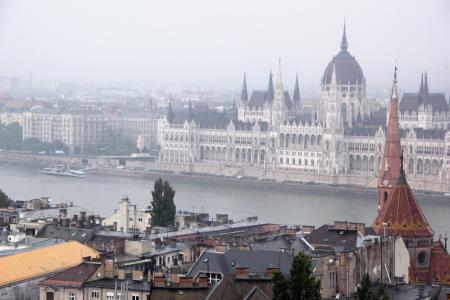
[0,0,450,93]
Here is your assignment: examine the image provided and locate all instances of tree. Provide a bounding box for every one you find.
[150,178,176,227]
[272,252,321,300]
[0,189,11,208]
[356,273,389,300]
[272,271,290,300]
[356,273,373,300]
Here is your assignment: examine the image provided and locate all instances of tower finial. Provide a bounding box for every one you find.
[419,73,424,93]
[424,72,429,94]
[392,65,398,99]
[267,70,274,103]
[340,19,348,52]
[241,72,248,104]
[293,73,301,107]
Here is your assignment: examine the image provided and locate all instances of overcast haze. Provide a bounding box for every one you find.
[0,0,450,92]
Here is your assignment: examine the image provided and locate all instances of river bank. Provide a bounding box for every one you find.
[0,150,449,201]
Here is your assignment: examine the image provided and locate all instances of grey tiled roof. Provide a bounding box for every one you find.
[407,128,447,139]
[303,224,359,255]
[344,126,378,137]
[399,92,449,112]
[36,224,95,243]
[187,249,294,278]
[234,120,269,132]
[85,277,151,291]
[248,90,292,109]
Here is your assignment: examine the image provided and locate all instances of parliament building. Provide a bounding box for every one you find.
[157,24,450,191]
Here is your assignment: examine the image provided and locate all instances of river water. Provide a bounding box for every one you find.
[1,163,449,236]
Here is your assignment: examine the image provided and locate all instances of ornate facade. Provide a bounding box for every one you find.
[157,24,450,188]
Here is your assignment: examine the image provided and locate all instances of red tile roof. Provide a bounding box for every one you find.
[373,170,433,238]
[429,241,450,284]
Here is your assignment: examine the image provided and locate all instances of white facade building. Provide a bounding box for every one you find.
[103,197,151,234]
[22,112,106,149]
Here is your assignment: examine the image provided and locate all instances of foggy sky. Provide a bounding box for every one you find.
[0,0,450,92]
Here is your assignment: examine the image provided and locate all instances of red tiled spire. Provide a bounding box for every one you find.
[377,66,402,210]
[373,153,434,238]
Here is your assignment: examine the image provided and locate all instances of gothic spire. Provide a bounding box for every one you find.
[377,65,402,210]
[267,71,274,103]
[232,97,238,122]
[241,73,248,104]
[293,73,301,106]
[340,20,348,53]
[188,100,193,122]
[167,99,174,123]
[419,73,424,94]
[424,72,429,94]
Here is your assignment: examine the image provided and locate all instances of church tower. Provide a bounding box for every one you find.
[378,67,401,210]
[374,68,435,282]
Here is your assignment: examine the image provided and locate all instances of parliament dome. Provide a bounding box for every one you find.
[322,24,365,85]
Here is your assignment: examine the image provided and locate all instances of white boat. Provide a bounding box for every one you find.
[39,164,86,178]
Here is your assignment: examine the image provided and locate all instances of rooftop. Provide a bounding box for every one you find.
[0,241,98,287]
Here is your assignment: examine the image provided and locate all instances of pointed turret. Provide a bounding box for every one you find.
[241,73,248,105]
[293,73,301,109]
[340,20,348,53]
[423,72,429,94]
[267,71,274,103]
[188,100,193,122]
[419,73,424,94]
[167,99,174,123]
[378,66,402,210]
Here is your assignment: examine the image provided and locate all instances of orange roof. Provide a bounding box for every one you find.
[0,241,98,287]
[373,168,433,237]
[429,241,450,284]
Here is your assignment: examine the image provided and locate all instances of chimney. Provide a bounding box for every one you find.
[80,211,87,222]
[215,243,227,253]
[302,225,315,234]
[59,208,67,220]
[235,267,250,279]
[103,259,114,278]
[178,276,193,288]
[198,275,208,287]
[117,269,126,280]
[238,244,251,251]
[356,223,366,236]
[153,275,165,287]
[132,270,144,281]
